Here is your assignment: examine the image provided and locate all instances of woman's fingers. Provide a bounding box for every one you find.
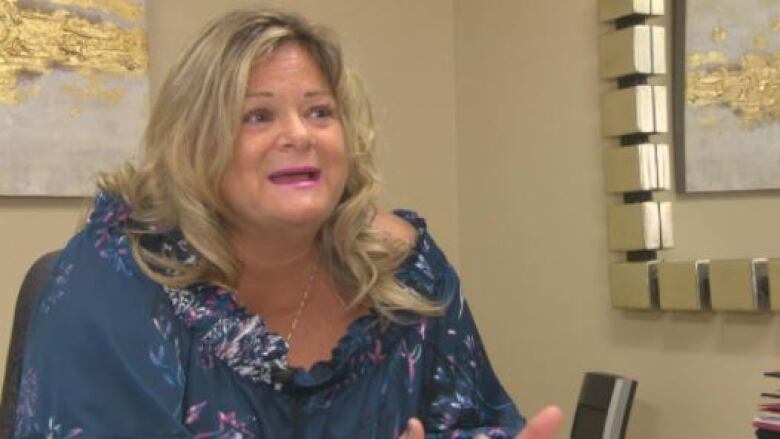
[516,406,563,439]
[399,417,425,439]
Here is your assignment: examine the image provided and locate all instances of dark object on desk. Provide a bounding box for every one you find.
[757,429,780,439]
[571,371,637,439]
[0,250,61,438]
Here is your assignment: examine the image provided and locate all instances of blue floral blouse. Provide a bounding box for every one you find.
[14,193,524,438]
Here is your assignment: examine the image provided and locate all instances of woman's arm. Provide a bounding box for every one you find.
[13,232,191,438]
[388,211,558,438]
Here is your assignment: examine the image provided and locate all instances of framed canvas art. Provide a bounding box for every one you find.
[0,0,148,196]
[673,0,780,192]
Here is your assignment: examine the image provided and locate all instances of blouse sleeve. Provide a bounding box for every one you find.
[419,274,525,438]
[412,248,525,438]
[13,226,191,438]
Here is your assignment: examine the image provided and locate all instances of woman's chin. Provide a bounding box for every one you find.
[272,205,333,229]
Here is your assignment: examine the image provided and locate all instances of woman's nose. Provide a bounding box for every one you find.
[279,113,312,150]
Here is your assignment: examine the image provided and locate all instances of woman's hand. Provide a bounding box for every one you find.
[514,406,563,439]
[399,406,563,439]
[399,418,424,439]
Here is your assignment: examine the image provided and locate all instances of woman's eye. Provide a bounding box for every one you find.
[309,105,335,120]
[242,109,272,124]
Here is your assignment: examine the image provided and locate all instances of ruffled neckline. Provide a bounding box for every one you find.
[287,210,438,393]
[88,194,439,391]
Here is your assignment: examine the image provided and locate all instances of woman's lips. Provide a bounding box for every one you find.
[268,166,321,187]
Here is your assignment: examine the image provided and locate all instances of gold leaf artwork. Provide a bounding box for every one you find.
[0,0,147,105]
[712,25,728,43]
[687,23,780,128]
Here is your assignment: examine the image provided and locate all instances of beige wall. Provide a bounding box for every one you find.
[3,1,780,438]
[454,1,780,438]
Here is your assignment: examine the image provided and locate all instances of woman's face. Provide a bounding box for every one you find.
[221,43,348,237]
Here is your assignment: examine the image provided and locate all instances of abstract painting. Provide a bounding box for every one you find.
[674,0,780,192]
[0,0,148,196]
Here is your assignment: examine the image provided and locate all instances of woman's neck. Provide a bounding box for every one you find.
[229,227,322,315]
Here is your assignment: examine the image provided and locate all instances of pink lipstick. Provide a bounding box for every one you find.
[268,166,321,187]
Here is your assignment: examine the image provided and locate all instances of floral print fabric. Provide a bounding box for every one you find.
[14,194,524,438]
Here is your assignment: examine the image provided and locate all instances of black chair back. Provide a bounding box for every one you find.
[571,371,637,439]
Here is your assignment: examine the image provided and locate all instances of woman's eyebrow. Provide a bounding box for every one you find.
[244,90,332,98]
[245,90,274,98]
[304,90,332,98]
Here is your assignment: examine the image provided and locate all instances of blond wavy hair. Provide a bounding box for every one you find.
[97,8,443,323]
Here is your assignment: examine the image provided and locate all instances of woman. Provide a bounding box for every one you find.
[14,8,561,438]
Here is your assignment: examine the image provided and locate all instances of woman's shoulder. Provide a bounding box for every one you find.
[41,235,164,319]
[82,192,142,275]
[371,210,418,246]
[28,193,169,333]
[378,209,458,302]
[381,209,448,260]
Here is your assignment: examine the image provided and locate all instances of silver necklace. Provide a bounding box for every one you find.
[285,263,319,345]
